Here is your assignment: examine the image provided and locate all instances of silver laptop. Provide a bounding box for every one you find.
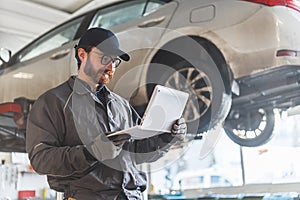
[107,85,189,140]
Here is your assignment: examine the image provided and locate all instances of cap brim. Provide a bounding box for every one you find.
[100,47,130,62]
[115,49,130,62]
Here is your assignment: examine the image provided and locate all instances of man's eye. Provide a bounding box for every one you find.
[102,56,112,65]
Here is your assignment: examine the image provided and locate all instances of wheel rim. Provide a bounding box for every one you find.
[164,67,212,123]
[231,109,269,139]
[224,108,275,146]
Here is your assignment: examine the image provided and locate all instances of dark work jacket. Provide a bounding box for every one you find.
[26,76,176,200]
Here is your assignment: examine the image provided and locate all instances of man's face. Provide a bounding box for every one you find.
[84,48,116,86]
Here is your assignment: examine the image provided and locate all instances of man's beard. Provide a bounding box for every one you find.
[99,69,114,85]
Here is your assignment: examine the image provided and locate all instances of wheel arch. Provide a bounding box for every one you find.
[148,35,233,95]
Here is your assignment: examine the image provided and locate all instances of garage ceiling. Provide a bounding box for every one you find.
[22,0,93,13]
[0,0,116,53]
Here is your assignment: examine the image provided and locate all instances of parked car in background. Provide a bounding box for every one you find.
[171,168,234,191]
[1,0,300,152]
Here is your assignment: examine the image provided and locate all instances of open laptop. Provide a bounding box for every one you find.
[107,85,189,140]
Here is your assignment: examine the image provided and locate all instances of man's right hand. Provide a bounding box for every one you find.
[87,133,130,161]
[107,133,131,146]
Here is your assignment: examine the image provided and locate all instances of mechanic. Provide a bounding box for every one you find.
[26,27,187,200]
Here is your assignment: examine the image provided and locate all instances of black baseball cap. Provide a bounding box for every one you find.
[76,28,130,61]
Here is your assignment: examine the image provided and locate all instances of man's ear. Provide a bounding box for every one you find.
[77,48,87,62]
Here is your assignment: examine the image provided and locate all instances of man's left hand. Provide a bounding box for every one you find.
[171,117,187,141]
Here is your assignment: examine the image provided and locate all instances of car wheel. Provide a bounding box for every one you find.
[147,58,231,138]
[224,108,275,147]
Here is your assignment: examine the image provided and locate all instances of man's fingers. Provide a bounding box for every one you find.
[171,117,187,141]
[173,122,187,130]
[107,133,131,146]
[176,117,186,125]
[106,132,132,147]
[113,141,125,146]
[114,134,131,142]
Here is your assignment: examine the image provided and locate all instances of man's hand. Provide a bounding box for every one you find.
[87,133,131,161]
[171,117,187,141]
[107,133,131,146]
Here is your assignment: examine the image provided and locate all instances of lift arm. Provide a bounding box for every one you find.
[0,98,34,152]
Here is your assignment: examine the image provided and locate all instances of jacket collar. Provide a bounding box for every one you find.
[68,76,112,97]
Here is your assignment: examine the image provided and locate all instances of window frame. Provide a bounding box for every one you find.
[17,16,85,63]
[88,0,170,30]
[3,0,172,68]
[5,13,92,68]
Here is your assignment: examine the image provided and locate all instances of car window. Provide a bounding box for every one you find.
[18,16,84,62]
[89,0,168,29]
[144,0,169,15]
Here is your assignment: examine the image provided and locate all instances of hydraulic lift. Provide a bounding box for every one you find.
[0,97,34,152]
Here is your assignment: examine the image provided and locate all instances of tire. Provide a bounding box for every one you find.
[147,51,231,138]
[224,108,275,147]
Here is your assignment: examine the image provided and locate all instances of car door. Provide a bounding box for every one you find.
[84,0,178,100]
[0,16,85,104]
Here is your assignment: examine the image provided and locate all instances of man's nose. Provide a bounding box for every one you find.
[106,62,115,72]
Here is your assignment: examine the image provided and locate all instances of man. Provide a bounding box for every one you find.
[26,28,187,200]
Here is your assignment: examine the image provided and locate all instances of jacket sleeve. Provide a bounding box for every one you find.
[133,133,180,164]
[26,92,96,177]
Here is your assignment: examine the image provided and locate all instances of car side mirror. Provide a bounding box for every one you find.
[0,48,12,63]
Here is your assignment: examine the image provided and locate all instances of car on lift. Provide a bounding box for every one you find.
[1,0,300,152]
